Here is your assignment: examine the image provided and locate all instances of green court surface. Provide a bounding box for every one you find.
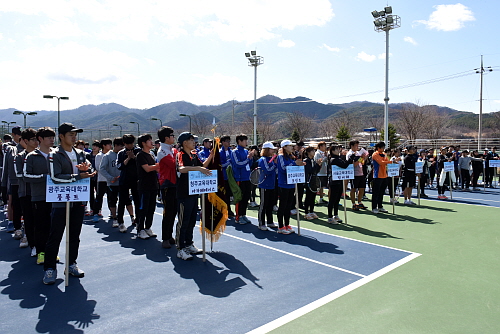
[244,198,499,334]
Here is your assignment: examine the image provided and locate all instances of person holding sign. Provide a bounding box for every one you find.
[135,134,160,240]
[277,140,303,234]
[327,144,353,224]
[402,146,418,205]
[417,150,430,198]
[371,142,392,214]
[176,132,213,261]
[43,123,95,285]
[346,140,368,211]
[230,134,255,224]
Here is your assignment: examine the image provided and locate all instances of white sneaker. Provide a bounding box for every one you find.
[310,212,319,219]
[185,244,201,254]
[13,230,23,240]
[327,217,338,224]
[145,229,157,237]
[409,200,417,205]
[277,227,291,234]
[137,230,150,239]
[177,248,193,260]
[404,200,412,205]
[111,219,119,227]
[273,205,279,212]
[267,222,278,228]
[379,207,388,213]
[334,215,343,224]
[249,201,258,207]
[290,209,297,215]
[119,223,127,233]
[390,198,399,204]
[258,225,270,231]
[304,213,313,220]
[372,208,379,214]
[19,237,29,248]
[31,247,37,257]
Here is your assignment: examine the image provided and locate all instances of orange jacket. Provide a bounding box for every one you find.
[372,151,392,178]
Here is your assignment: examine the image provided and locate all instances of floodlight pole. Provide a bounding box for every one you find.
[43,95,69,145]
[245,51,264,146]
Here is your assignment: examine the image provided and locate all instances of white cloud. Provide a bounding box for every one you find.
[404,36,418,45]
[0,33,3,40]
[416,4,475,31]
[494,100,500,104]
[278,39,295,48]
[39,19,88,39]
[355,52,376,62]
[320,43,340,52]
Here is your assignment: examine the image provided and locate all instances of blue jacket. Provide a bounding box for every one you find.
[258,156,277,189]
[230,145,251,181]
[220,146,232,181]
[197,147,211,163]
[277,154,298,189]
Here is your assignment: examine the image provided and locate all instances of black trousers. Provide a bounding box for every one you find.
[118,182,139,225]
[372,178,388,210]
[19,196,34,247]
[223,180,233,215]
[485,167,495,185]
[419,174,428,195]
[33,201,52,254]
[44,203,85,270]
[161,187,177,240]
[327,183,343,217]
[10,185,23,230]
[176,196,198,249]
[461,169,471,189]
[472,167,482,188]
[304,186,316,214]
[277,187,294,228]
[136,189,157,232]
[297,183,305,207]
[107,185,119,209]
[235,180,251,219]
[388,177,399,198]
[89,179,97,212]
[93,181,107,213]
[258,188,275,226]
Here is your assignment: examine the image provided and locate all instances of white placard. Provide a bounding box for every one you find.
[331,164,355,181]
[46,176,91,203]
[443,161,454,172]
[415,161,424,174]
[489,160,500,167]
[188,170,217,195]
[286,165,305,184]
[387,164,400,177]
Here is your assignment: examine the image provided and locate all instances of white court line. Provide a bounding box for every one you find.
[247,252,421,334]
[224,233,366,278]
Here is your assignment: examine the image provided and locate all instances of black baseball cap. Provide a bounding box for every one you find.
[11,126,22,136]
[203,138,213,143]
[58,122,83,134]
[177,132,194,144]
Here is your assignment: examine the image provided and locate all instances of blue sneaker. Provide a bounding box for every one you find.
[66,264,85,278]
[92,215,99,222]
[43,268,57,285]
[6,222,14,232]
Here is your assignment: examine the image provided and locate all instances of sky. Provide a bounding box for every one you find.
[0,0,499,114]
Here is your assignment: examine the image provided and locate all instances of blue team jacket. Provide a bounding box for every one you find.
[257,156,277,189]
[220,147,232,181]
[277,154,297,189]
[230,145,251,182]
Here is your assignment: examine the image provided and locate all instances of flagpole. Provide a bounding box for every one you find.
[202,193,206,262]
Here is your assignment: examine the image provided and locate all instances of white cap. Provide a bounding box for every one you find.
[280,139,293,148]
[262,141,276,149]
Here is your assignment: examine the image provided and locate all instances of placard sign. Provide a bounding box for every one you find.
[331,164,355,181]
[286,165,305,184]
[489,160,500,168]
[415,161,424,174]
[443,161,454,172]
[387,164,400,177]
[46,176,91,202]
[188,170,217,195]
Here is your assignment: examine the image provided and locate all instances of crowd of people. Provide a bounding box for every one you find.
[1,122,499,285]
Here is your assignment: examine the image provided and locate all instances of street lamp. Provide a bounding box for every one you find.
[112,124,122,137]
[44,95,69,144]
[129,121,140,137]
[150,117,162,129]
[2,121,16,133]
[245,50,264,145]
[372,6,400,147]
[179,114,192,133]
[13,110,37,128]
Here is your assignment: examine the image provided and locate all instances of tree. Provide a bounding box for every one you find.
[379,123,399,149]
[281,110,314,142]
[291,129,300,143]
[422,107,450,139]
[395,103,429,141]
[336,125,350,141]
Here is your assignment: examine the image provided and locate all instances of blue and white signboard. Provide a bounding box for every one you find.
[489,160,500,168]
[286,165,305,184]
[387,164,400,177]
[331,164,355,181]
[415,161,424,174]
[188,170,218,195]
[443,161,454,172]
[46,176,91,202]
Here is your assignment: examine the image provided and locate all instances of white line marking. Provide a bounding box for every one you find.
[247,252,421,334]
[224,233,366,278]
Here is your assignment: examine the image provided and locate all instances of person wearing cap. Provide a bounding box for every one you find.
[219,135,234,217]
[277,139,304,233]
[197,138,213,163]
[257,142,278,230]
[371,141,392,213]
[43,123,96,285]
[85,140,100,218]
[2,125,24,235]
[417,149,430,198]
[485,147,499,188]
[302,146,321,220]
[175,132,213,260]
[346,140,368,211]
[402,146,418,205]
[93,138,112,223]
[230,134,255,224]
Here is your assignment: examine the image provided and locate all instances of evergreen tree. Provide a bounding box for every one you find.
[336,125,350,142]
[379,123,399,149]
[291,128,300,143]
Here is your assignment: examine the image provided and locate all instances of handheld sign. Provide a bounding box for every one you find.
[46,176,90,202]
[188,170,217,195]
[387,164,400,177]
[443,161,454,172]
[286,165,305,184]
[331,164,354,180]
[415,161,424,174]
[489,160,500,168]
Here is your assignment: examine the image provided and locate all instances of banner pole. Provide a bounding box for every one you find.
[201,193,206,262]
[211,200,214,252]
[418,175,421,205]
[65,202,70,287]
[483,162,486,191]
[342,181,347,224]
[449,172,453,200]
[295,183,300,236]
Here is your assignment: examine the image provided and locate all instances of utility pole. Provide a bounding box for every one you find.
[475,55,493,151]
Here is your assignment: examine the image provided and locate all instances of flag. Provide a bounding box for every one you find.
[200,137,228,242]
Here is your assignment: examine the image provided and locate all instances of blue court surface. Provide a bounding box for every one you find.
[0,201,419,334]
[413,186,500,208]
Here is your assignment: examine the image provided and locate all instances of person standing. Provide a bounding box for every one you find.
[314,142,328,204]
[402,146,418,205]
[371,142,392,214]
[230,134,254,224]
[85,140,100,217]
[327,144,352,224]
[417,150,430,198]
[43,123,95,285]
[93,138,112,222]
[346,140,368,211]
[257,142,278,230]
[157,126,178,248]
[219,135,234,217]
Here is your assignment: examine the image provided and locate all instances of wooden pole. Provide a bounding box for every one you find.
[201,193,206,262]
[295,183,300,235]
[392,176,395,214]
[65,202,70,287]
